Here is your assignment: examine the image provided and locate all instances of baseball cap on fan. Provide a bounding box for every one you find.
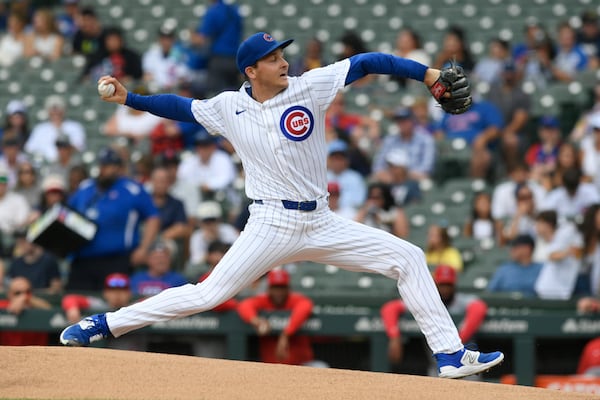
[104,273,130,289]
[236,32,294,74]
[433,265,456,285]
[267,269,290,287]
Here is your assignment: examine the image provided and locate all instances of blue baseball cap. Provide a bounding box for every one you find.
[539,115,560,129]
[97,147,123,166]
[236,32,294,74]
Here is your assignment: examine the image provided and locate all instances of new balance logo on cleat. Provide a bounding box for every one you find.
[60,314,110,347]
[435,348,504,379]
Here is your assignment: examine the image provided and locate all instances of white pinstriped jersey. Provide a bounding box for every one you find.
[189,59,351,201]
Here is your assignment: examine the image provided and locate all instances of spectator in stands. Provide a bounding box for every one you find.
[381,265,487,365]
[289,37,328,77]
[82,26,142,83]
[14,161,41,210]
[44,135,82,184]
[502,184,538,244]
[577,10,600,69]
[0,10,27,67]
[580,204,600,297]
[102,84,163,146]
[56,0,80,40]
[391,28,430,88]
[521,31,556,89]
[473,38,511,85]
[424,224,463,272]
[487,234,542,297]
[67,164,88,196]
[23,8,64,61]
[355,182,409,239]
[0,135,27,190]
[67,147,160,290]
[539,167,600,220]
[71,7,106,57]
[433,26,474,72]
[487,60,531,169]
[148,166,189,242]
[326,181,355,220]
[0,167,30,237]
[27,174,67,224]
[434,97,504,179]
[545,142,582,191]
[571,82,600,142]
[154,151,199,223]
[373,149,421,207]
[463,191,499,242]
[491,162,546,223]
[1,100,30,147]
[176,130,236,199]
[326,139,366,211]
[513,17,549,66]
[0,276,51,346]
[534,210,583,300]
[190,0,242,94]
[188,201,238,267]
[551,22,588,83]
[7,230,62,294]
[237,269,325,367]
[525,116,562,184]
[142,25,190,92]
[129,238,187,297]
[25,95,86,163]
[372,106,435,181]
[580,114,600,192]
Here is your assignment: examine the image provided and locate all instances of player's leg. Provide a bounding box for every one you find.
[301,209,503,378]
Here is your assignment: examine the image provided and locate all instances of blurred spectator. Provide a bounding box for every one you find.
[391,28,430,88]
[580,204,600,297]
[0,167,30,237]
[148,166,189,242]
[23,8,64,61]
[577,337,600,376]
[142,25,190,92]
[577,10,600,69]
[14,161,40,209]
[487,234,542,297]
[578,296,600,313]
[129,238,187,297]
[381,265,487,365]
[176,130,236,198]
[534,210,583,299]
[0,11,27,67]
[424,224,463,272]
[473,38,511,85]
[56,0,80,40]
[102,85,163,146]
[27,174,67,224]
[188,201,238,266]
[434,98,504,179]
[237,269,325,367]
[521,30,556,89]
[542,142,582,191]
[326,181,355,220]
[502,183,538,244]
[0,135,28,188]
[7,231,62,294]
[412,97,436,134]
[67,147,160,290]
[580,114,600,191]
[372,106,435,181]
[570,82,600,142]
[43,134,82,184]
[513,17,549,67]
[0,276,51,346]
[551,22,588,82]
[354,182,409,239]
[491,162,546,222]
[539,167,600,220]
[154,151,199,223]
[61,272,132,323]
[374,149,421,207]
[463,191,498,242]
[525,116,562,184]
[288,37,328,76]
[190,0,242,94]
[1,100,30,147]
[67,164,88,195]
[487,60,531,168]
[71,7,106,57]
[433,26,474,72]
[25,95,86,163]
[82,26,142,83]
[326,139,366,211]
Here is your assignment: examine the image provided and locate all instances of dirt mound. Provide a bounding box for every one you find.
[0,347,595,400]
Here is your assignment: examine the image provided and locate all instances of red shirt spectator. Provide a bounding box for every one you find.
[237,269,314,365]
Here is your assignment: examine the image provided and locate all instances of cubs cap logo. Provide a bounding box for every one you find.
[263,33,274,42]
[280,106,314,142]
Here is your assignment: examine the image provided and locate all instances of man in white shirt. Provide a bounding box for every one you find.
[540,167,600,219]
[326,139,366,211]
[492,162,546,221]
[0,168,30,236]
[25,95,86,163]
[142,26,190,91]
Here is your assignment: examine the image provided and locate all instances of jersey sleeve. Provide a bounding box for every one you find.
[189,94,229,138]
[458,299,487,343]
[283,293,313,336]
[380,299,407,338]
[302,59,351,111]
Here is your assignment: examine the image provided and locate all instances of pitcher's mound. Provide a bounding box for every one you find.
[0,347,594,399]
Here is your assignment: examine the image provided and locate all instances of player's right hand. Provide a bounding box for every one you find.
[97,75,128,105]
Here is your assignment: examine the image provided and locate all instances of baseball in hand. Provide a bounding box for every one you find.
[97,82,115,98]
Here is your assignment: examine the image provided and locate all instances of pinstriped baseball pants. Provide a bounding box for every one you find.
[106,199,463,354]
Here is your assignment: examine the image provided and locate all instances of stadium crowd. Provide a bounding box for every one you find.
[1,0,600,376]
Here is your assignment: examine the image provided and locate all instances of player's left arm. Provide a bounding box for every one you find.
[283,294,313,337]
[346,53,438,86]
[458,299,487,343]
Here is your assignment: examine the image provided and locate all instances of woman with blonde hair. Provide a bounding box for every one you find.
[24,8,64,61]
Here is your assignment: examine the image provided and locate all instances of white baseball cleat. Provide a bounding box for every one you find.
[434,348,504,379]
